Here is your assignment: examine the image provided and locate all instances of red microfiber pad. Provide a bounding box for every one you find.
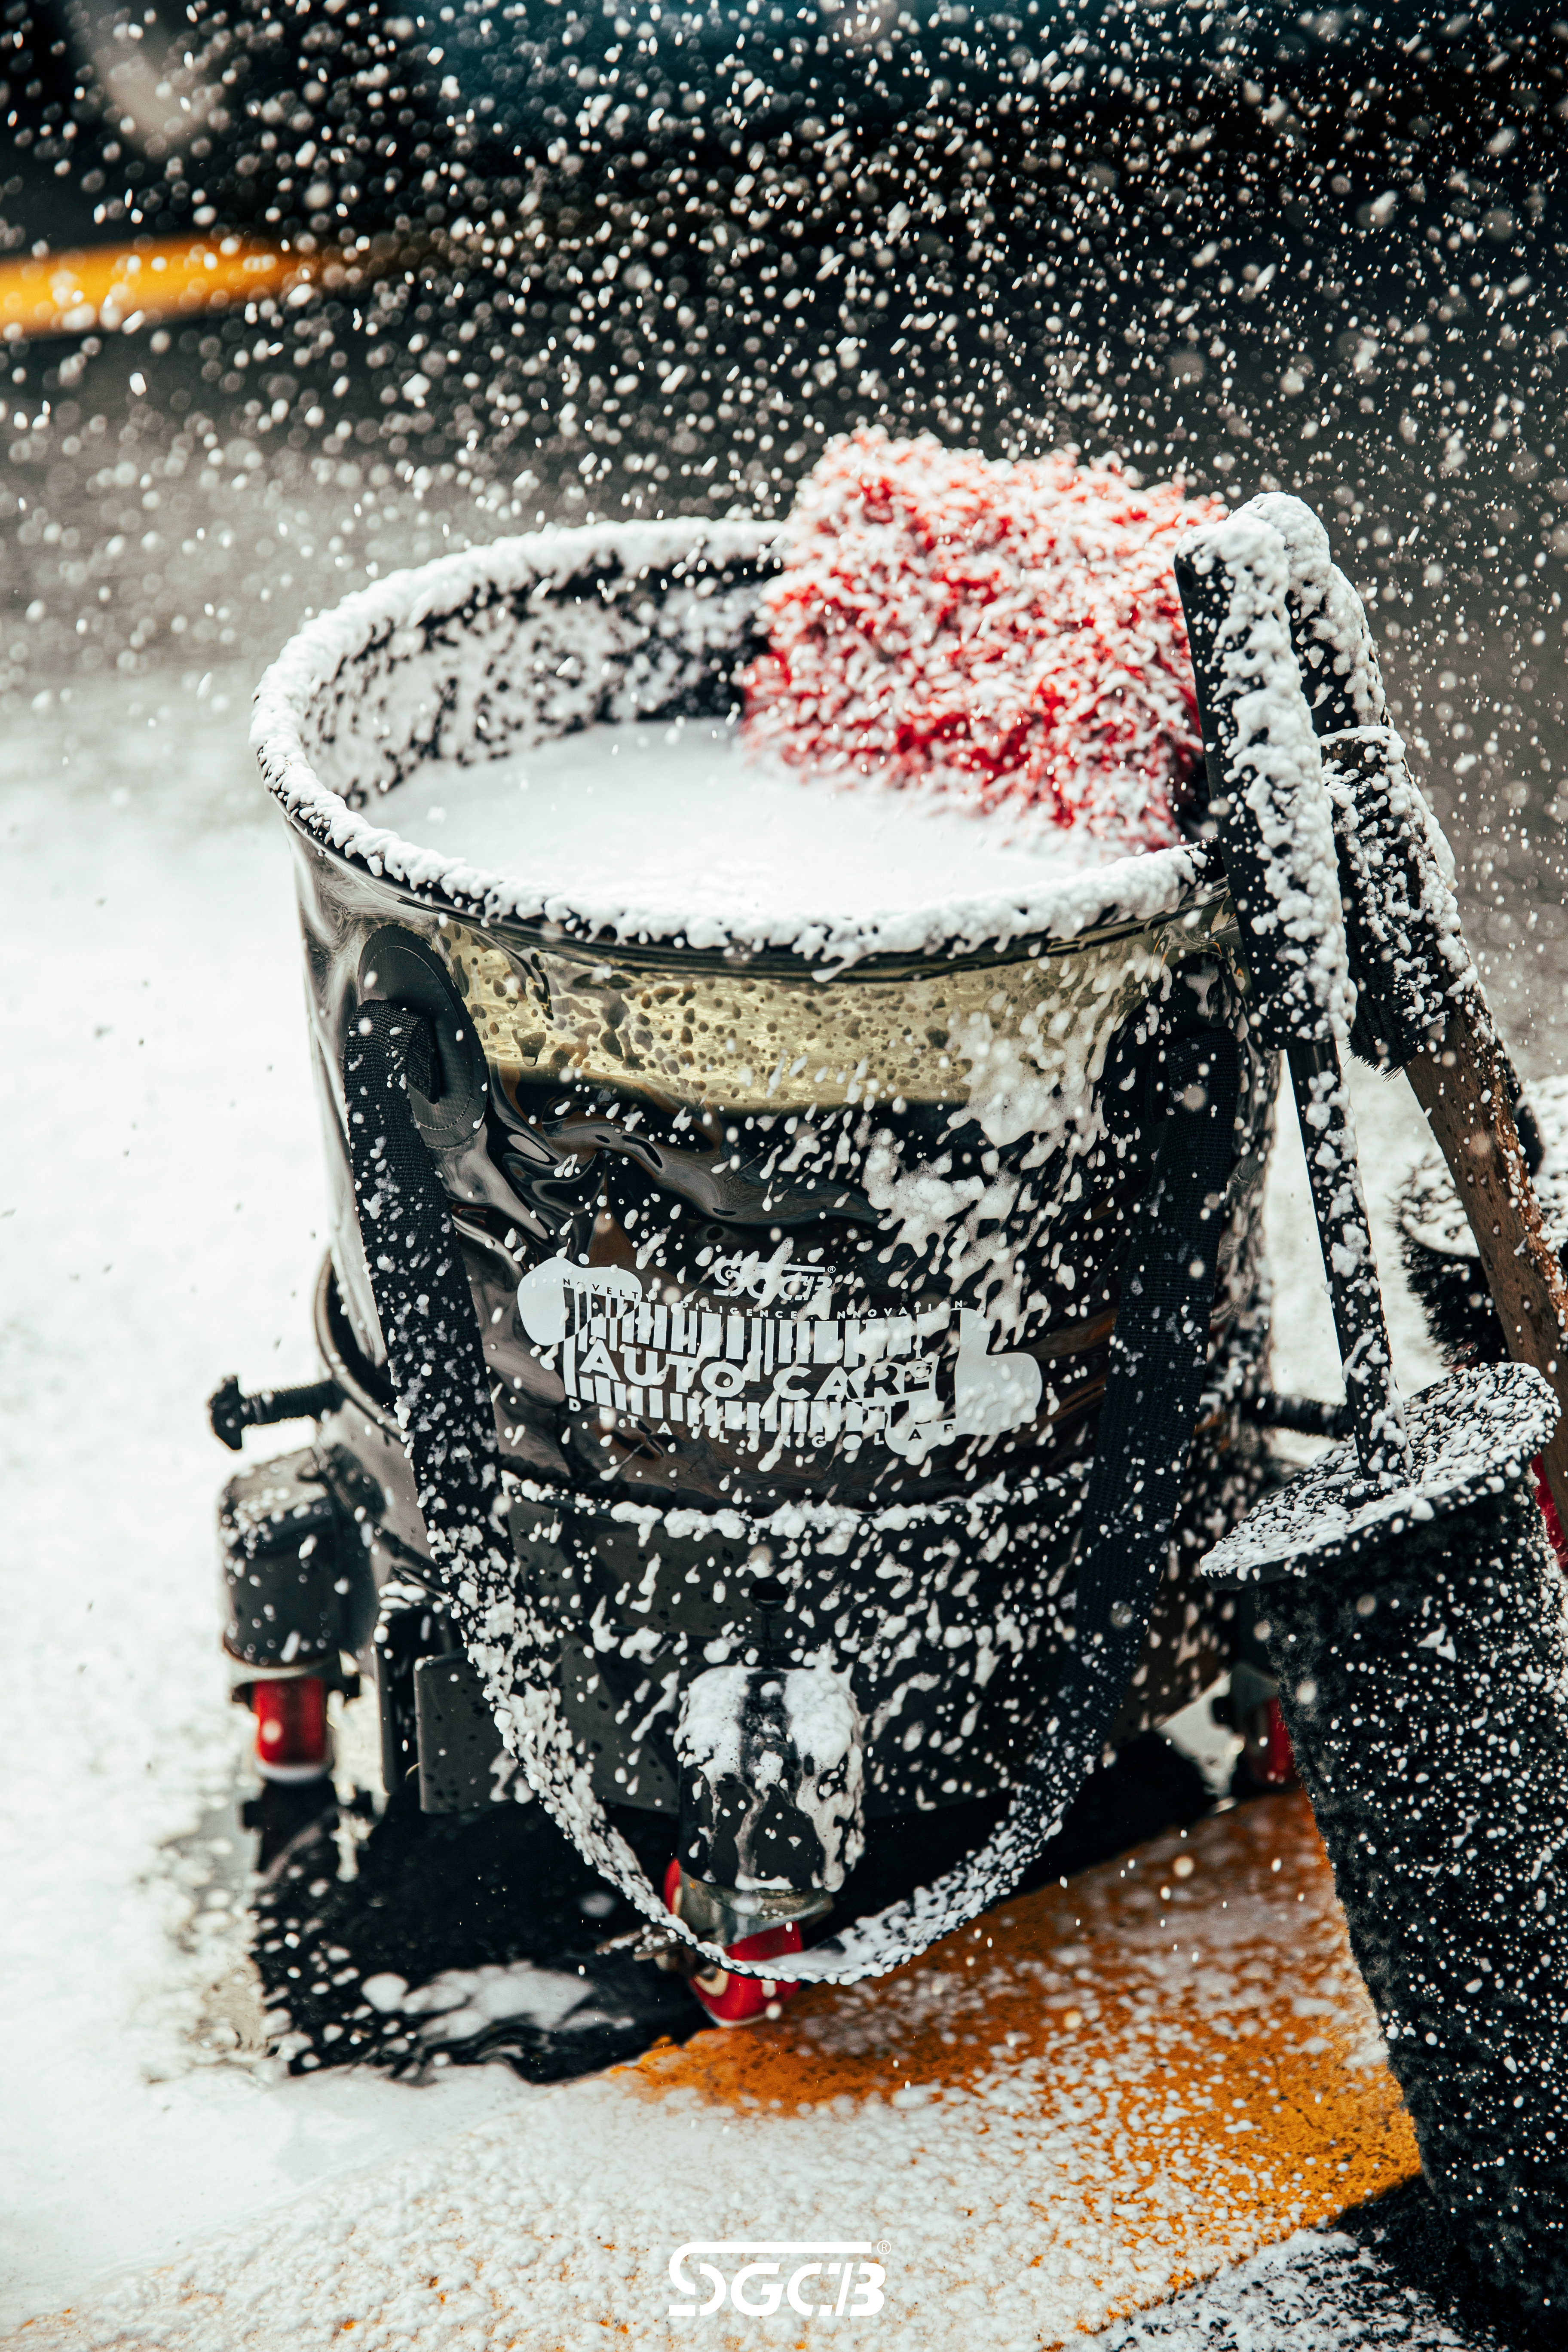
[744,429,1226,852]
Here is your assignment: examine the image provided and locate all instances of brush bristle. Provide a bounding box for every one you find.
[1262,1482,1568,2314]
[1398,1078,1568,1375]
[1398,1230,1505,1369]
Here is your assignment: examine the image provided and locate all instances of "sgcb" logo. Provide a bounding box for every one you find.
[668,2241,887,2319]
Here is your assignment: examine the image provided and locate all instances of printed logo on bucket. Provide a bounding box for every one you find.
[668,2241,887,2318]
[516,1257,1040,1458]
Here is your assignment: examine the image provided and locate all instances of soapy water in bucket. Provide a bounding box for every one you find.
[382,438,1219,919]
[398,714,1115,928]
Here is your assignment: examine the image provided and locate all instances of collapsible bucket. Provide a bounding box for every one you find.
[250,518,1272,1978]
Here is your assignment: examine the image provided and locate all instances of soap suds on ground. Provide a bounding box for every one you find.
[0,682,524,2330]
[5,1794,1419,2352]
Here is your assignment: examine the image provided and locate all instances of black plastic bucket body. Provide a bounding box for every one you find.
[255,518,1274,1827]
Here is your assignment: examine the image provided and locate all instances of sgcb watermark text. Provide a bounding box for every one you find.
[668,2241,888,2319]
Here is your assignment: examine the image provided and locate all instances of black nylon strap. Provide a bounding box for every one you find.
[343,1004,1240,1981]
[345,1002,655,1920]
[1057,1024,1243,1735]
[1077,1027,1243,1629]
[343,1003,503,1580]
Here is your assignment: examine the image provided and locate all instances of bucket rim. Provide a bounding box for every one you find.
[252,515,1219,974]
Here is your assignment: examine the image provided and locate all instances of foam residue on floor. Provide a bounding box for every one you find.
[6,1793,1418,2351]
[0,682,525,2329]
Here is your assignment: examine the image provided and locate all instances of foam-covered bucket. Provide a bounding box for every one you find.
[252,519,1271,1842]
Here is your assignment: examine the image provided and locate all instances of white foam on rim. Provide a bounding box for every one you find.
[250,521,1214,968]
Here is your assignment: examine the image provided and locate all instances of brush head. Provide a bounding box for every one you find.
[1200,1360,1559,1588]
[743,429,1222,850]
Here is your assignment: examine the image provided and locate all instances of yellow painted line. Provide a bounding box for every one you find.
[625,1789,1419,2337]
[0,236,310,339]
[0,230,428,341]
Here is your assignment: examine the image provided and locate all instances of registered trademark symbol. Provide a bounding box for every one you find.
[876,2241,891,2256]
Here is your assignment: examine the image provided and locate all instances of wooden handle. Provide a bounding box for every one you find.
[1405,1007,1568,1534]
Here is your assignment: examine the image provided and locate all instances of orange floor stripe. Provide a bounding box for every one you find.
[0,237,308,337]
[0,230,432,340]
[623,1788,1420,2334]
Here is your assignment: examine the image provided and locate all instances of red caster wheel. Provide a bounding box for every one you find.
[1241,1694,1297,1792]
[662,1860,805,2029]
[251,1673,332,1784]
